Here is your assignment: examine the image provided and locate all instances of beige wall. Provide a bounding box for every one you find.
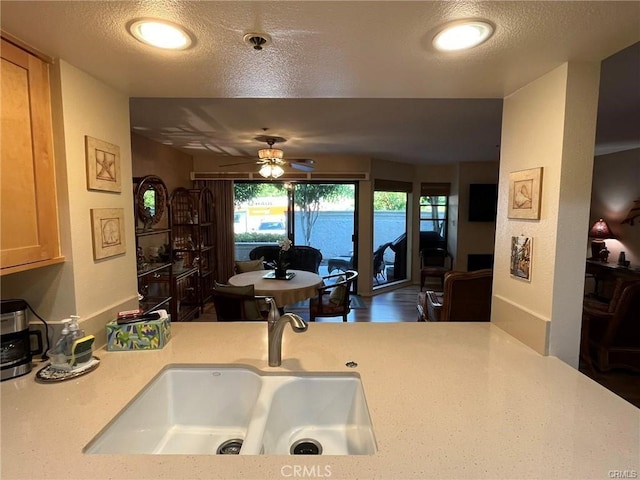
[455,161,500,271]
[132,133,193,193]
[590,148,640,265]
[2,60,138,346]
[493,62,600,366]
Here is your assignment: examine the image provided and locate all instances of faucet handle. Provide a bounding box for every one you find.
[261,296,279,323]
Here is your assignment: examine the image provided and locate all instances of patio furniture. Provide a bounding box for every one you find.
[328,255,353,274]
[373,242,392,284]
[421,269,493,321]
[309,271,358,322]
[292,246,323,273]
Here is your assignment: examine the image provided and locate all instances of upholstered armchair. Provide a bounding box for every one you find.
[422,269,493,322]
[582,281,640,372]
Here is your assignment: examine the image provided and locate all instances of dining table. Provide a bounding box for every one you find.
[228,269,323,309]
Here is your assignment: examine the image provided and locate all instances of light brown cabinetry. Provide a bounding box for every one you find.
[1,38,63,275]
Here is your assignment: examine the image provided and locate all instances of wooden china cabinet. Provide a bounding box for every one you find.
[169,187,215,313]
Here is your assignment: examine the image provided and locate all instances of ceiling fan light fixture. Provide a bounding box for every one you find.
[129,18,193,50]
[432,19,494,52]
[258,147,284,160]
[259,162,284,179]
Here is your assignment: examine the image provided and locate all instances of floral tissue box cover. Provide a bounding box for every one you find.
[106,314,171,351]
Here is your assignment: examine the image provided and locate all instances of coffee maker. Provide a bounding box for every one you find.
[1,299,43,381]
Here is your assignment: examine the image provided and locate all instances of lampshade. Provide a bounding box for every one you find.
[589,218,613,239]
[258,148,284,160]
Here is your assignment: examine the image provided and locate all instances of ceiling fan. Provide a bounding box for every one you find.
[220,136,314,178]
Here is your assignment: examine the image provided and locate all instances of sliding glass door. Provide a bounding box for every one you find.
[233,182,357,280]
[373,184,409,288]
[292,183,357,277]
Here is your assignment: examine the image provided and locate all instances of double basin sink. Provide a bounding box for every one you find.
[84,364,376,455]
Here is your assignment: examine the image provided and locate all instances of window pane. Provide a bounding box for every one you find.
[420,220,445,233]
[233,183,288,261]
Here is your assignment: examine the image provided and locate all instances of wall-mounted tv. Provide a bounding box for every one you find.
[468,184,498,222]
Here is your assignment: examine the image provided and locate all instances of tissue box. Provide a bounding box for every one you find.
[106,315,171,351]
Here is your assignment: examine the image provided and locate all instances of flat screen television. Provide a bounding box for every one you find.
[468,184,498,222]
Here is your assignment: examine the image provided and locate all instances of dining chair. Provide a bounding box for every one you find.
[212,283,267,321]
[309,270,358,322]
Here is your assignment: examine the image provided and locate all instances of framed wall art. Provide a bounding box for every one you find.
[510,235,532,281]
[85,136,121,193]
[508,167,543,219]
[91,208,126,260]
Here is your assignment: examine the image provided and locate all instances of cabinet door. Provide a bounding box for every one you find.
[1,39,61,273]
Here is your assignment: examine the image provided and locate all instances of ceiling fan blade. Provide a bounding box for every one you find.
[290,161,314,172]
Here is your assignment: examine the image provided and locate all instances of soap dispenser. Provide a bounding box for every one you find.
[67,315,85,349]
[49,319,72,368]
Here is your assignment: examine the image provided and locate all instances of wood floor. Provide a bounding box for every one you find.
[199,284,640,408]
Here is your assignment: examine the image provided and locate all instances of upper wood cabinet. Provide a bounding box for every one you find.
[1,38,63,275]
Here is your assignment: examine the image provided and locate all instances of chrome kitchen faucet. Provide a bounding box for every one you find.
[265,297,308,367]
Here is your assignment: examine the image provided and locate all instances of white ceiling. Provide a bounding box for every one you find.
[2,1,639,164]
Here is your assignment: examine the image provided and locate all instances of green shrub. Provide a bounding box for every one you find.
[235,232,283,243]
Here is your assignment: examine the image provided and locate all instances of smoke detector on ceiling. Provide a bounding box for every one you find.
[243,33,271,50]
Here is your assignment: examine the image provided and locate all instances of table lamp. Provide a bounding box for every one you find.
[588,218,613,261]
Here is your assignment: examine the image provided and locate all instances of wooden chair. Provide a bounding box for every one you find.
[419,248,453,291]
[423,269,493,321]
[309,271,358,322]
[582,281,640,372]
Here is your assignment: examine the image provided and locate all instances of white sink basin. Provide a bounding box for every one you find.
[84,366,263,454]
[84,365,376,456]
[259,375,377,455]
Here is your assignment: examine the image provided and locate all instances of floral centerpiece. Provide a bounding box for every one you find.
[270,238,292,279]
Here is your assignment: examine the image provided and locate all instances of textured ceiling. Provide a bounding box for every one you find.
[1,1,639,164]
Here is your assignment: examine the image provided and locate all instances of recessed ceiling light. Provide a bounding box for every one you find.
[433,20,494,52]
[129,19,193,50]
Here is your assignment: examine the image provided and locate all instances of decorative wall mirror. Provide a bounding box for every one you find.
[135,177,167,228]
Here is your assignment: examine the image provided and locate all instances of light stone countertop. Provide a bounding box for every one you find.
[1,322,638,480]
